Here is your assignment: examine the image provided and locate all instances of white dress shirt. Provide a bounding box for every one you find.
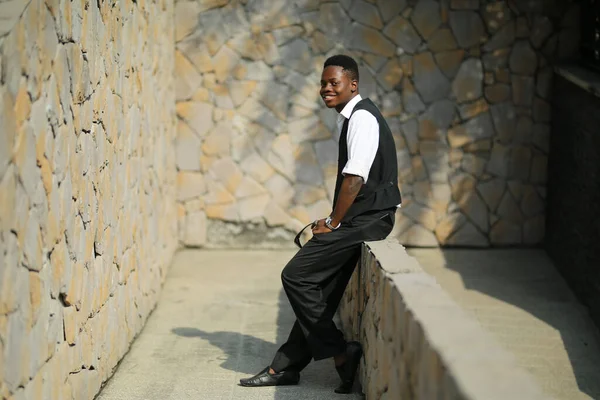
[336,94,379,184]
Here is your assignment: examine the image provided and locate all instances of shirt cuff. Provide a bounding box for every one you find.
[342,159,370,184]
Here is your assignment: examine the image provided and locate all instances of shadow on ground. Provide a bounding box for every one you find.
[171,286,362,399]
[409,248,600,400]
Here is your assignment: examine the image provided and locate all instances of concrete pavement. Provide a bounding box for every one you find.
[409,248,600,400]
[96,249,364,400]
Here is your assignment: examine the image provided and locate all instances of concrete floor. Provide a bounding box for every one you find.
[96,249,364,400]
[409,248,600,400]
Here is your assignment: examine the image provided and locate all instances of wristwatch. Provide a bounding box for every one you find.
[325,216,341,230]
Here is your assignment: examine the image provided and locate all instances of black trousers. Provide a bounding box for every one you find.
[270,207,396,373]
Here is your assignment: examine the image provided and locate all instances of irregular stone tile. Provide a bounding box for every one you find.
[419,99,456,140]
[462,153,487,177]
[272,26,305,46]
[289,116,330,143]
[259,81,290,121]
[247,0,301,30]
[377,0,407,23]
[245,60,275,81]
[402,202,437,230]
[240,153,275,183]
[264,173,294,207]
[267,134,295,181]
[531,16,553,49]
[347,22,396,57]
[490,102,517,143]
[398,223,438,246]
[177,172,206,202]
[459,98,489,120]
[482,48,510,71]
[428,28,457,52]
[198,8,228,55]
[435,49,465,79]
[419,141,450,183]
[449,11,486,49]
[315,139,338,177]
[448,112,494,148]
[183,211,207,247]
[411,0,442,40]
[278,38,312,72]
[319,3,351,41]
[484,83,510,104]
[310,30,335,53]
[228,81,257,108]
[516,16,530,38]
[452,58,483,103]
[486,142,510,177]
[294,143,324,185]
[483,20,515,52]
[402,79,426,114]
[175,1,200,42]
[208,158,244,194]
[262,199,290,226]
[515,116,533,144]
[175,123,201,171]
[213,45,241,82]
[512,75,535,106]
[490,219,522,244]
[482,1,511,33]
[377,58,404,91]
[234,176,268,198]
[521,185,544,217]
[509,41,537,75]
[238,97,284,133]
[381,91,403,117]
[508,146,532,180]
[477,178,506,212]
[349,0,383,29]
[413,52,451,103]
[446,220,489,246]
[238,194,271,221]
[362,54,388,71]
[400,119,419,154]
[451,0,479,10]
[383,15,421,54]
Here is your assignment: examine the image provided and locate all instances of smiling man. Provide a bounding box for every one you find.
[239,55,402,394]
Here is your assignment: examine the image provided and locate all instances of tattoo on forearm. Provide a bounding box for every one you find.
[346,176,363,195]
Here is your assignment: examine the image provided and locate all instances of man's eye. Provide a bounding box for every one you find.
[332,82,337,86]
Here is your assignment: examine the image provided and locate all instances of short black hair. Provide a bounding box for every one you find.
[323,55,359,82]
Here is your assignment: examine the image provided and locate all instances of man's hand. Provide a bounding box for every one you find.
[311,218,332,235]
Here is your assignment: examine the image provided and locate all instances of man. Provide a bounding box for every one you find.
[240,55,401,394]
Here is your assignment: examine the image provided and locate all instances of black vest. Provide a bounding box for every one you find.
[332,98,402,222]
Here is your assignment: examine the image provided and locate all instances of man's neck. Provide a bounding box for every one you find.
[335,93,360,113]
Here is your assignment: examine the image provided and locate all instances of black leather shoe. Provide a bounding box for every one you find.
[334,341,363,394]
[239,366,300,387]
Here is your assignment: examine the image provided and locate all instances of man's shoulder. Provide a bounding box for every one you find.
[351,98,383,119]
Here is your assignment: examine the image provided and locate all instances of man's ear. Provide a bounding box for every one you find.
[351,80,358,93]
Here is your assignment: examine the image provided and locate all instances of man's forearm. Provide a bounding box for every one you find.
[330,174,364,226]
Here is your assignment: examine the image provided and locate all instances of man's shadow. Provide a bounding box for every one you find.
[171,288,354,397]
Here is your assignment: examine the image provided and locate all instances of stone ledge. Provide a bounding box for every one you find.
[339,239,549,400]
[555,64,600,99]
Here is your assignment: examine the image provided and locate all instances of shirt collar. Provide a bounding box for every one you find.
[338,94,362,120]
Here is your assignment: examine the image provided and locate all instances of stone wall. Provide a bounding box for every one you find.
[546,70,600,329]
[338,240,547,399]
[0,0,177,398]
[174,0,579,248]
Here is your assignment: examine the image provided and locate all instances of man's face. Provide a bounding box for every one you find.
[320,66,357,112]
